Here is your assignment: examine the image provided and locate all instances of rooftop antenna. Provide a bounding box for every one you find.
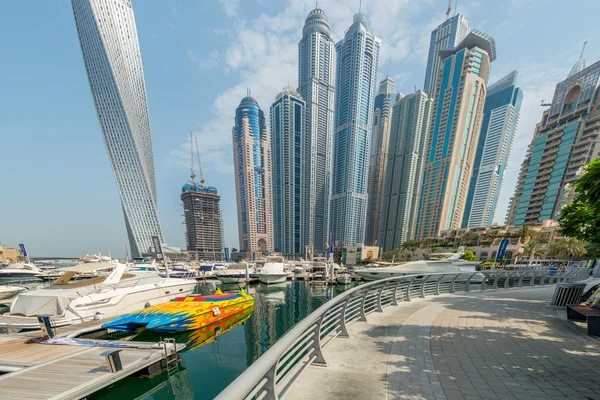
[195,136,205,187]
[359,0,362,13]
[446,0,451,19]
[454,0,458,15]
[316,0,318,8]
[188,132,196,186]
[247,88,251,97]
[579,40,588,64]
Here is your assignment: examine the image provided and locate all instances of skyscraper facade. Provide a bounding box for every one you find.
[330,13,381,247]
[181,184,223,260]
[298,8,335,254]
[423,14,470,96]
[379,91,432,251]
[416,32,496,240]
[72,0,163,257]
[270,87,308,257]
[365,77,396,245]
[232,95,274,257]
[507,57,600,226]
[463,71,522,227]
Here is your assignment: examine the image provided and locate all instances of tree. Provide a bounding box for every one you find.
[547,237,587,265]
[403,240,420,259]
[232,248,238,252]
[460,250,477,262]
[521,241,544,266]
[460,231,479,246]
[513,225,539,244]
[559,159,600,245]
[486,229,503,245]
[421,238,435,249]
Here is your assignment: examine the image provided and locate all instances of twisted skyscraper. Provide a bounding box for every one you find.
[72,0,163,257]
[298,8,335,254]
[331,13,381,246]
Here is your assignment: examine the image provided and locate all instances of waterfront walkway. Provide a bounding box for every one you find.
[287,286,600,400]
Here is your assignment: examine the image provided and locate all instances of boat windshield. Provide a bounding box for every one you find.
[199,265,214,272]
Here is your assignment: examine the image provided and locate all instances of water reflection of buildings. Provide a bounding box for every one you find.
[244,282,321,366]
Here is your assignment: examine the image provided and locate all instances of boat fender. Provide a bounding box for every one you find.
[212,307,221,316]
[145,302,151,308]
[94,311,102,320]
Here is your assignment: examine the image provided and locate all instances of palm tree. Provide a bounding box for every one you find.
[486,229,503,245]
[513,225,540,244]
[461,231,479,246]
[547,238,587,265]
[421,238,435,249]
[521,241,544,266]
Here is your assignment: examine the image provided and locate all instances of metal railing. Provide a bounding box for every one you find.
[215,268,591,400]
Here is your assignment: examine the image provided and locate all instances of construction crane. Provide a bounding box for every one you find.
[195,136,205,188]
[540,99,551,107]
[188,132,197,186]
[446,0,451,19]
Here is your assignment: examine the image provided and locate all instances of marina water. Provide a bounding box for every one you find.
[90,280,359,400]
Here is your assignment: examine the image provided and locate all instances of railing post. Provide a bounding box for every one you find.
[465,273,475,292]
[263,363,279,400]
[518,272,524,287]
[358,289,369,321]
[338,298,351,338]
[391,281,400,306]
[492,273,499,289]
[435,275,444,295]
[504,272,510,289]
[375,283,385,312]
[450,274,458,293]
[312,315,327,366]
[405,278,414,301]
[480,274,487,291]
[540,272,546,286]
[420,275,428,298]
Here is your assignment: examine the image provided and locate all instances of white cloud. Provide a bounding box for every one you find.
[219,0,240,18]
[186,49,221,71]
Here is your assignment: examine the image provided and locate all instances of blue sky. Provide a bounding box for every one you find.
[1,0,599,257]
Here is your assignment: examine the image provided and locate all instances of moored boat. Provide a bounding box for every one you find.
[258,256,288,284]
[102,289,254,332]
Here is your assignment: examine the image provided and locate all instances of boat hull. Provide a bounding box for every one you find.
[258,274,288,284]
[217,274,259,284]
[103,292,254,332]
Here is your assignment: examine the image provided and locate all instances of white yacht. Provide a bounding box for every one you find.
[258,256,288,284]
[0,263,43,279]
[0,285,27,300]
[356,248,483,282]
[0,262,197,330]
[215,263,259,283]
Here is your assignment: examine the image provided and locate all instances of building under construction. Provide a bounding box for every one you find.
[181,134,223,260]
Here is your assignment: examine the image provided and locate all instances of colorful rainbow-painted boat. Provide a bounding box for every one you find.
[102,289,254,332]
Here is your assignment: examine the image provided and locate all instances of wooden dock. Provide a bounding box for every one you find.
[0,336,184,400]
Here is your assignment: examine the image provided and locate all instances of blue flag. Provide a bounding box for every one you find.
[18,244,28,257]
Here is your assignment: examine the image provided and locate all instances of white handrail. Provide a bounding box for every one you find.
[215,267,590,400]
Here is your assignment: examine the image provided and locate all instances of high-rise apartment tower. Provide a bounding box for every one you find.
[298,8,335,254]
[271,87,308,257]
[232,95,274,257]
[507,49,600,226]
[463,71,522,227]
[365,77,396,245]
[379,91,433,250]
[72,0,163,257]
[423,14,470,96]
[416,31,496,240]
[330,12,381,247]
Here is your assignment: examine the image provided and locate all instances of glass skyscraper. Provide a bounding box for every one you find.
[232,95,274,257]
[72,0,163,257]
[463,71,522,227]
[507,55,600,226]
[379,91,432,250]
[365,77,396,245]
[298,8,335,254]
[416,31,496,240]
[330,13,381,247]
[270,87,307,257]
[423,14,470,96]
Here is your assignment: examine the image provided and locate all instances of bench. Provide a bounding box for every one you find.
[567,302,600,336]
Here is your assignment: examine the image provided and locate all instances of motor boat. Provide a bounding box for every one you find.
[336,273,352,285]
[160,263,197,279]
[215,263,259,283]
[0,262,197,330]
[0,263,43,280]
[197,263,227,278]
[257,256,288,284]
[102,289,254,333]
[356,247,483,282]
[0,285,27,300]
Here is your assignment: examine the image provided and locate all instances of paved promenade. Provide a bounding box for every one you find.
[287,286,600,400]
